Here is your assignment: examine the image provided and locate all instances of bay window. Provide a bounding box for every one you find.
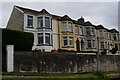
[63,37,68,46]
[37,16,51,29]
[38,33,51,45]
[86,28,90,35]
[37,17,43,28]
[45,17,50,28]
[62,22,73,32]
[100,42,104,49]
[75,26,79,35]
[100,31,104,38]
[87,40,92,48]
[86,27,94,36]
[91,28,94,35]
[69,37,73,46]
[62,22,67,32]
[62,36,74,47]
[38,33,43,44]
[68,22,72,32]
[45,33,50,44]
[92,40,95,48]
[80,27,83,35]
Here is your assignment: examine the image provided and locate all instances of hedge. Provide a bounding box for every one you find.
[2,29,34,51]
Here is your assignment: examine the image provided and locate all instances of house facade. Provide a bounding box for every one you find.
[7,5,120,53]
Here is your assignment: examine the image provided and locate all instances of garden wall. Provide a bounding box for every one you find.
[13,51,120,73]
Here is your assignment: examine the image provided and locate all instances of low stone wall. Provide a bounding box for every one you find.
[14,51,120,73]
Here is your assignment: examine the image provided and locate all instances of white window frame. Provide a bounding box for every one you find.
[38,32,51,45]
[75,26,79,35]
[27,15,33,27]
[37,15,51,29]
[61,22,73,32]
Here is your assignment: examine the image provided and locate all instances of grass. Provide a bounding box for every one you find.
[2,71,117,80]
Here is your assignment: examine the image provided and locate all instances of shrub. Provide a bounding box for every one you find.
[101,49,107,55]
[2,29,34,51]
[110,48,118,54]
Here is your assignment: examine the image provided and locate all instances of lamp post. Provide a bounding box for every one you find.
[96,37,100,71]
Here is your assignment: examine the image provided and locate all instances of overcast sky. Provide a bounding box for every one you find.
[1,2,118,30]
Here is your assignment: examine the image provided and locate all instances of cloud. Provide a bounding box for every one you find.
[1,2,118,30]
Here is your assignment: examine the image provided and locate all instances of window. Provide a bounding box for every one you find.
[105,42,107,49]
[38,33,51,45]
[91,28,94,35]
[37,16,51,29]
[75,26,79,35]
[62,36,74,47]
[45,33,50,44]
[100,31,104,38]
[62,22,73,32]
[62,22,67,32]
[37,17,43,28]
[27,15,33,27]
[92,40,95,48]
[45,17,50,28]
[80,27,83,35]
[107,33,109,40]
[86,28,91,35]
[63,37,68,46]
[68,22,72,32]
[115,43,118,49]
[69,37,73,46]
[87,40,92,48]
[113,34,117,40]
[38,33,43,44]
[100,42,104,49]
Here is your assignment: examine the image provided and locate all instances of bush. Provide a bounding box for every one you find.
[2,29,34,51]
[101,49,107,55]
[110,48,118,54]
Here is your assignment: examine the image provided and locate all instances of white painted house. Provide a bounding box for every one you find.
[7,5,59,51]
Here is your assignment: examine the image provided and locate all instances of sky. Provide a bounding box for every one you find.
[1,2,119,30]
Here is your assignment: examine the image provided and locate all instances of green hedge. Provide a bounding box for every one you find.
[2,29,34,51]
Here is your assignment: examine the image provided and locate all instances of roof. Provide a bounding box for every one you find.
[83,21,93,26]
[109,29,119,33]
[15,5,40,14]
[14,5,119,33]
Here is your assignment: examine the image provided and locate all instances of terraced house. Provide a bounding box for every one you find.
[7,5,120,53]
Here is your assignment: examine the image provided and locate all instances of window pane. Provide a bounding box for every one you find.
[91,28,94,35]
[92,40,95,48]
[100,42,104,49]
[69,37,73,46]
[100,31,103,38]
[68,22,72,32]
[45,33,50,44]
[62,22,67,32]
[75,26,79,35]
[37,17,43,28]
[63,37,68,46]
[87,40,92,48]
[45,17,50,28]
[86,28,90,35]
[38,33,43,44]
[114,34,117,40]
[27,15,33,27]
[80,27,83,35]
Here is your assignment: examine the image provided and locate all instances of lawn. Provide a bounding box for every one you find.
[1,71,117,80]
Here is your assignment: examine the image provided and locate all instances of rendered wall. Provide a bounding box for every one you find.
[14,51,120,73]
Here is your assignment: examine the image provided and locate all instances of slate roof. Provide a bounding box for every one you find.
[109,29,119,33]
[15,5,119,33]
